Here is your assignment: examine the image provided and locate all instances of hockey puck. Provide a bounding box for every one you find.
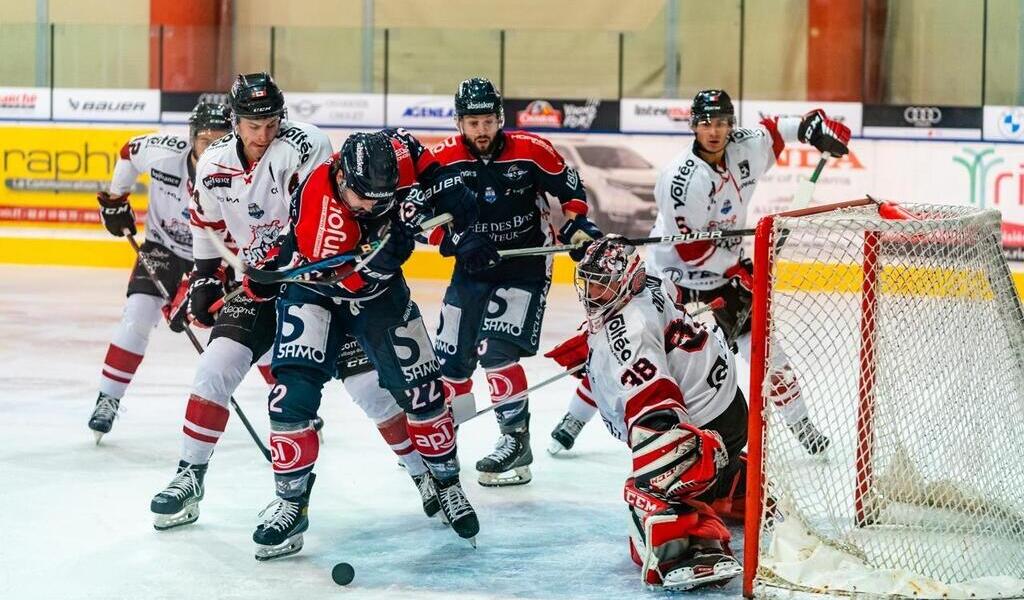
[332,562,355,586]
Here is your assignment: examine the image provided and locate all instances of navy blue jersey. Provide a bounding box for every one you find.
[420,130,589,283]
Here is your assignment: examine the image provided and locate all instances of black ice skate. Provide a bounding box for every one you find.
[253,473,315,561]
[476,424,532,486]
[660,549,742,592]
[88,392,121,444]
[789,416,830,455]
[150,461,207,530]
[434,476,479,547]
[548,412,586,455]
[412,472,440,518]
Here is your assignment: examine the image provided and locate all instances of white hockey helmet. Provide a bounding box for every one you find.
[574,235,647,333]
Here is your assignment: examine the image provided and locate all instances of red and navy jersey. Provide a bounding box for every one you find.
[420,130,589,283]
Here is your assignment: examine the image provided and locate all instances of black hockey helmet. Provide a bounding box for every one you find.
[338,132,399,219]
[455,77,503,123]
[188,101,232,139]
[229,72,286,120]
[690,89,735,127]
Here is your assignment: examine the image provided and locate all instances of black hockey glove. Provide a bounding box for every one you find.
[366,220,417,276]
[447,229,500,274]
[431,177,479,231]
[97,192,137,237]
[798,109,851,157]
[185,269,225,328]
[557,215,603,261]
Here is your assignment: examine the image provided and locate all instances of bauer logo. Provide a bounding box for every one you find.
[53,88,160,122]
[483,287,531,338]
[392,317,441,383]
[277,303,330,364]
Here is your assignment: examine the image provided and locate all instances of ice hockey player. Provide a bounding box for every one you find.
[550,89,849,457]
[426,77,603,487]
[548,236,747,592]
[88,101,231,442]
[248,129,498,560]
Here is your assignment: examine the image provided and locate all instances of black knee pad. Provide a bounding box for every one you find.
[478,337,522,370]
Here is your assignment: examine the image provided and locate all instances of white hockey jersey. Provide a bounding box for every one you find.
[646,118,799,290]
[586,277,738,443]
[111,133,196,260]
[190,120,332,267]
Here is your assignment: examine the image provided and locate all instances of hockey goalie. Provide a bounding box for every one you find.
[547,235,748,592]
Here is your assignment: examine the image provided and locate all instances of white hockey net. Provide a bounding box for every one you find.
[746,201,1024,599]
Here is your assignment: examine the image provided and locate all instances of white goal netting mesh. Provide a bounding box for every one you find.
[752,203,1024,599]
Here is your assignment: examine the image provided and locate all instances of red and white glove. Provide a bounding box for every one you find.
[543,330,589,378]
[162,276,190,333]
[798,109,851,157]
[630,421,728,502]
[723,258,753,295]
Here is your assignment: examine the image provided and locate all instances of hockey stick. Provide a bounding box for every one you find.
[125,233,273,463]
[205,212,453,284]
[498,227,756,259]
[790,151,831,210]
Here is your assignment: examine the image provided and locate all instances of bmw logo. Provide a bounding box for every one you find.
[998,108,1024,140]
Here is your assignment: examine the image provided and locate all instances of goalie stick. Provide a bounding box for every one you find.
[498,227,755,259]
[125,232,273,463]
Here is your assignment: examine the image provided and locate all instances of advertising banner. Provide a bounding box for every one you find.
[862,104,982,140]
[983,105,1024,143]
[160,91,229,123]
[504,98,619,132]
[740,100,862,136]
[52,88,161,122]
[0,87,51,120]
[385,94,456,130]
[285,93,385,127]
[0,125,153,224]
[619,98,694,134]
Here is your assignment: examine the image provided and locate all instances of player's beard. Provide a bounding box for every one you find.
[466,133,497,157]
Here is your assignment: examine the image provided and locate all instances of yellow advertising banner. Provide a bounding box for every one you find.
[0,125,156,225]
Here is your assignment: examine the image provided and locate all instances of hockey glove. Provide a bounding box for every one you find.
[557,215,603,261]
[431,175,479,231]
[630,419,728,502]
[798,109,851,157]
[162,277,191,333]
[544,331,589,377]
[97,192,137,237]
[367,218,417,275]
[723,258,753,296]
[448,229,500,274]
[185,270,225,328]
[241,248,284,302]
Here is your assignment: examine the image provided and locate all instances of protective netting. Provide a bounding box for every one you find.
[753,203,1024,599]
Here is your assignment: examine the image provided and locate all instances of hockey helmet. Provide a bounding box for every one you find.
[690,89,735,127]
[455,77,504,124]
[188,101,232,139]
[574,235,647,333]
[337,132,400,219]
[229,72,286,120]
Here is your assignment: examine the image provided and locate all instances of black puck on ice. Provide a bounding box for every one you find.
[332,562,355,586]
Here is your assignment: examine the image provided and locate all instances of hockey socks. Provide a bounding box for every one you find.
[181,395,230,465]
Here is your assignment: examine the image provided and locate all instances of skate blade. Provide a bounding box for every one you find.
[93,430,105,445]
[661,560,742,592]
[255,533,304,561]
[466,536,477,549]
[547,439,569,456]
[477,466,532,487]
[153,504,200,531]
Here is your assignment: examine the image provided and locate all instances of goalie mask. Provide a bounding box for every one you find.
[575,235,647,333]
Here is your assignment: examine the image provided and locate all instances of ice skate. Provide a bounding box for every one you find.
[548,412,586,455]
[253,474,315,561]
[88,392,121,444]
[660,549,742,592]
[151,461,207,530]
[435,477,479,547]
[789,416,830,455]
[476,423,532,486]
[412,472,441,518]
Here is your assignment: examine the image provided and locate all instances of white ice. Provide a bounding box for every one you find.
[0,265,745,600]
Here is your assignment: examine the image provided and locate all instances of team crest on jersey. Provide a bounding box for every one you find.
[484,187,497,204]
[248,202,265,219]
[503,164,527,181]
[160,218,193,247]
[721,198,733,215]
[738,160,751,179]
[243,220,282,265]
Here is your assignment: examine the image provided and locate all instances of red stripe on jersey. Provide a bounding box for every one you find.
[421,135,474,171]
[760,117,786,160]
[623,377,686,434]
[189,209,226,231]
[293,159,361,260]
[675,240,716,265]
[561,198,588,217]
[104,344,144,374]
[497,131,567,175]
[119,142,131,160]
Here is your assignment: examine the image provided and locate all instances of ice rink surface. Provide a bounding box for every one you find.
[1,265,744,600]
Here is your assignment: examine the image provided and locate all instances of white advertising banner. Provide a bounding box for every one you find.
[740,100,862,136]
[0,87,51,120]
[285,93,384,127]
[385,94,456,130]
[52,88,160,122]
[619,98,695,134]
[983,105,1024,143]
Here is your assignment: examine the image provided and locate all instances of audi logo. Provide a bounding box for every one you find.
[903,106,942,127]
